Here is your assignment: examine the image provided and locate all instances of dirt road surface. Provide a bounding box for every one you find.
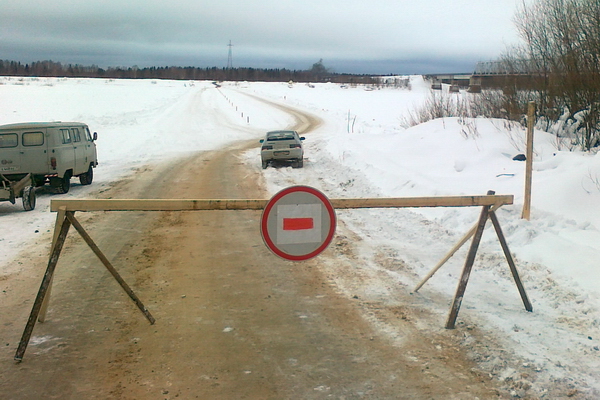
[0,101,505,399]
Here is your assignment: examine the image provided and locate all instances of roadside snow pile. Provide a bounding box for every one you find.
[236,78,600,397]
[237,78,600,286]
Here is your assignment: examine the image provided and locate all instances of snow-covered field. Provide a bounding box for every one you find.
[1,76,599,397]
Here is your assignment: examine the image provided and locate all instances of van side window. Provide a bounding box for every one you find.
[85,127,93,141]
[60,129,72,144]
[71,128,81,142]
[0,133,18,148]
[22,131,44,146]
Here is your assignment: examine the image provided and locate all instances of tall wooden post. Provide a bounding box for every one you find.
[522,101,536,220]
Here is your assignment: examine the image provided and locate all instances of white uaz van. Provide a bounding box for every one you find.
[0,122,98,194]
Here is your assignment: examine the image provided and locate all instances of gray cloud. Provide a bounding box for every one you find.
[1,0,522,74]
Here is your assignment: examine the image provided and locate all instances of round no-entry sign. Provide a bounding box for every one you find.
[261,186,336,261]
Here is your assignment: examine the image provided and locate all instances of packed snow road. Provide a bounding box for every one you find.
[1,79,598,399]
[0,88,503,399]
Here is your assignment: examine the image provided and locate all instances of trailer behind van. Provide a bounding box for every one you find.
[0,122,98,202]
[0,173,36,210]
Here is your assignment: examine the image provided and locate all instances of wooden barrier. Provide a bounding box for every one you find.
[16,192,530,361]
[50,194,514,212]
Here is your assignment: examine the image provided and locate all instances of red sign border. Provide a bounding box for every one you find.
[260,186,336,261]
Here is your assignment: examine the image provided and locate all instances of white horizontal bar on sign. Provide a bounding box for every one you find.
[51,194,513,212]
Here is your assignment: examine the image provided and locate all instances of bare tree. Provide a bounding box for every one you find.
[310,59,331,82]
[511,0,600,150]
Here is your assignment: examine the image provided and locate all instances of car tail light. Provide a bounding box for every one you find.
[50,157,57,170]
[289,144,301,148]
[262,145,273,150]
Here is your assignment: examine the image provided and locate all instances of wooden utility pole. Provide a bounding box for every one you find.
[522,101,536,220]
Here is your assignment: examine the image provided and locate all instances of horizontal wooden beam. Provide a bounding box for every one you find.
[51,195,513,212]
[51,199,268,212]
[331,195,513,209]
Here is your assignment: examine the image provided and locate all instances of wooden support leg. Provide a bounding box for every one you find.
[14,214,72,362]
[489,210,533,312]
[445,193,493,329]
[38,207,67,323]
[66,212,155,325]
[413,224,477,293]
[413,204,502,293]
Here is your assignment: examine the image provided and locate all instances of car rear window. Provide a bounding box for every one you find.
[267,133,295,141]
[0,133,18,148]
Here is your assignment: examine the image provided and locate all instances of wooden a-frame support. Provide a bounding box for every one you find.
[413,191,533,329]
[14,208,155,362]
[14,191,525,361]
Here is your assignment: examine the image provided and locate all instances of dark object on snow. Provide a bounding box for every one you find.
[513,154,527,161]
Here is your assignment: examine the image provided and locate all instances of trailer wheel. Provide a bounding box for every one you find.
[22,186,36,211]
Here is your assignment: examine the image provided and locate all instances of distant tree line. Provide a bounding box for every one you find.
[0,59,377,85]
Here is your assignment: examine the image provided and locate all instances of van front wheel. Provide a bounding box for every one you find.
[79,165,94,185]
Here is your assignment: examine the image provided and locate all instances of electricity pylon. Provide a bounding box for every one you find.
[227,40,233,69]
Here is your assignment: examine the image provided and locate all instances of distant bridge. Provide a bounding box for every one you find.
[424,60,542,92]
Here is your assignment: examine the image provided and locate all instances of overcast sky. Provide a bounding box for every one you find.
[1,0,524,74]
